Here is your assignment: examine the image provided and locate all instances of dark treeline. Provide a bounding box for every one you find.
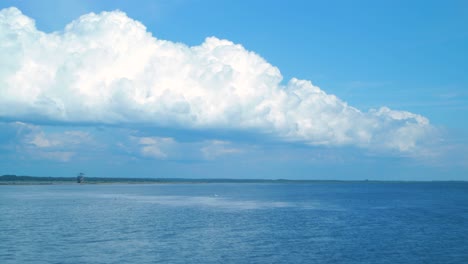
[0,175,313,184]
[0,175,162,183]
[2,175,463,185]
[0,175,75,182]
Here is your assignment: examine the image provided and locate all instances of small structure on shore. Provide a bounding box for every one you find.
[77,172,85,183]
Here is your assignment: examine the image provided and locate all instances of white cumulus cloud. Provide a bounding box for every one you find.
[0,7,434,152]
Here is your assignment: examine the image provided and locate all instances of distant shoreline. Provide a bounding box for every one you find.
[0,175,353,185]
[0,175,466,185]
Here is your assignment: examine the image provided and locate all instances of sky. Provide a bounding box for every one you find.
[0,0,467,180]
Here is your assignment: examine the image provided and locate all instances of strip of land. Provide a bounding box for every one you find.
[1,175,465,185]
[0,174,327,185]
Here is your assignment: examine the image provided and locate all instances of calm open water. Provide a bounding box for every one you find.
[1,182,467,264]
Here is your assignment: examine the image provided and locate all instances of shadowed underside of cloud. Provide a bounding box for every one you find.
[0,7,434,152]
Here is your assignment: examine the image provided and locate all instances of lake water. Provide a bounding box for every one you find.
[1,182,467,263]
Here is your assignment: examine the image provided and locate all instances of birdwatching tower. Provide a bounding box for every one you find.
[77,172,85,183]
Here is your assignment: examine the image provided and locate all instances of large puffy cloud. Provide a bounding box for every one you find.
[0,7,434,152]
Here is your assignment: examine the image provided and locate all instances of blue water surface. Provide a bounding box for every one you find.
[1,182,467,263]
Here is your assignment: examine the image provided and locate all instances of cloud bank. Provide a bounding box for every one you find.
[0,7,433,152]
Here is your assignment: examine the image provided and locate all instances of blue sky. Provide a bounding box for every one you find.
[0,0,467,180]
